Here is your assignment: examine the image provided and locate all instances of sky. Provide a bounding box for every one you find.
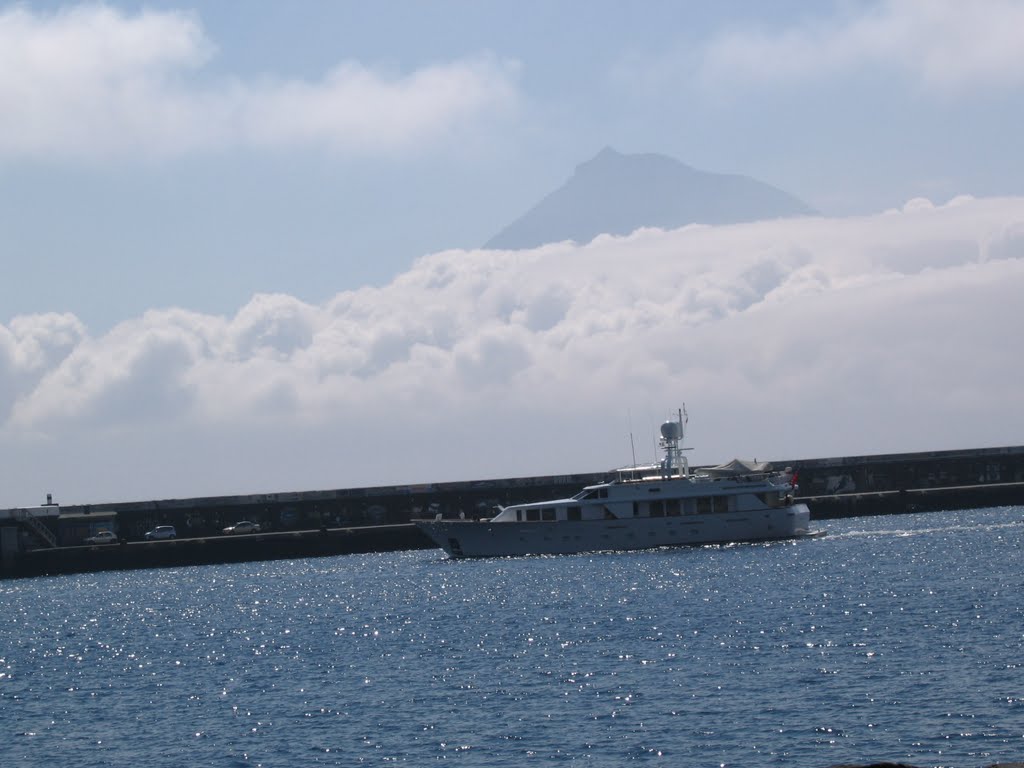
[2,0,1024,507]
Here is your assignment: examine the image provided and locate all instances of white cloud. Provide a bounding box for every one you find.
[234,57,519,153]
[698,0,1024,93]
[2,196,1023,505]
[0,5,519,160]
[0,312,85,425]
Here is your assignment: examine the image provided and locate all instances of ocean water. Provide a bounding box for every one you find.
[1,507,1021,767]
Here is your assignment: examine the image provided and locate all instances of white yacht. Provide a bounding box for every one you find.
[415,410,815,558]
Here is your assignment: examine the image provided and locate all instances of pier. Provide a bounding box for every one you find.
[7,524,432,579]
[3,444,1023,578]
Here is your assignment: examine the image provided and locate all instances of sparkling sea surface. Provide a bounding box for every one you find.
[1,507,1022,767]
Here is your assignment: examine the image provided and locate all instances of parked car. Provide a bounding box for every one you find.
[222,521,260,535]
[84,530,118,545]
[144,525,177,540]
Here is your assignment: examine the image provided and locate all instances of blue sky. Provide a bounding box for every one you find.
[2,1,1024,506]
[5,0,1023,329]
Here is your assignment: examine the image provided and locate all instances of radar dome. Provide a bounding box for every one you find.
[660,420,682,440]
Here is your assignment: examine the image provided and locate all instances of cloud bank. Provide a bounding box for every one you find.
[2,197,1023,506]
[0,5,519,160]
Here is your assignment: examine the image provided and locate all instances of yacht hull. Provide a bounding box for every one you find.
[415,503,812,558]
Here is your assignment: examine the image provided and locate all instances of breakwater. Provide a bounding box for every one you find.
[7,524,432,579]
[3,444,1023,578]
[806,481,1024,518]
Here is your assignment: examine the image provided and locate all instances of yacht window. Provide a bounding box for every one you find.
[632,501,640,517]
[666,498,681,516]
[696,497,713,515]
[700,496,725,513]
[526,509,540,522]
[599,488,609,499]
[542,507,556,521]
[566,506,582,521]
[650,500,664,517]
[516,509,523,521]
[647,487,662,493]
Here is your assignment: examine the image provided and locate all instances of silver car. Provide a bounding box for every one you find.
[222,521,260,535]
[144,525,177,540]
[84,530,118,545]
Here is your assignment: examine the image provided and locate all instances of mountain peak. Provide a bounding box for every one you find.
[583,145,624,166]
[485,149,815,250]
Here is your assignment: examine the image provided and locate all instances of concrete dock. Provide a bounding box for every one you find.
[3,443,1023,578]
[8,524,433,579]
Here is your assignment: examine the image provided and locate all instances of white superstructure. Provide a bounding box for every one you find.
[415,409,814,558]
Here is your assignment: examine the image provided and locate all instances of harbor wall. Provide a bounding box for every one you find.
[8,524,433,579]
[3,444,1024,578]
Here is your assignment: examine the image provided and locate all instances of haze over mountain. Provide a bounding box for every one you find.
[485,148,817,250]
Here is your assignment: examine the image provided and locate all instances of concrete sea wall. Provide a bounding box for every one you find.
[3,444,1024,579]
[8,524,433,579]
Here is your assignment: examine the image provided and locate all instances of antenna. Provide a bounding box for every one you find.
[658,405,690,478]
[627,409,638,468]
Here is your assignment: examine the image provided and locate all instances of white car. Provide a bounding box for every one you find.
[222,521,260,535]
[84,530,118,545]
[144,525,177,540]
